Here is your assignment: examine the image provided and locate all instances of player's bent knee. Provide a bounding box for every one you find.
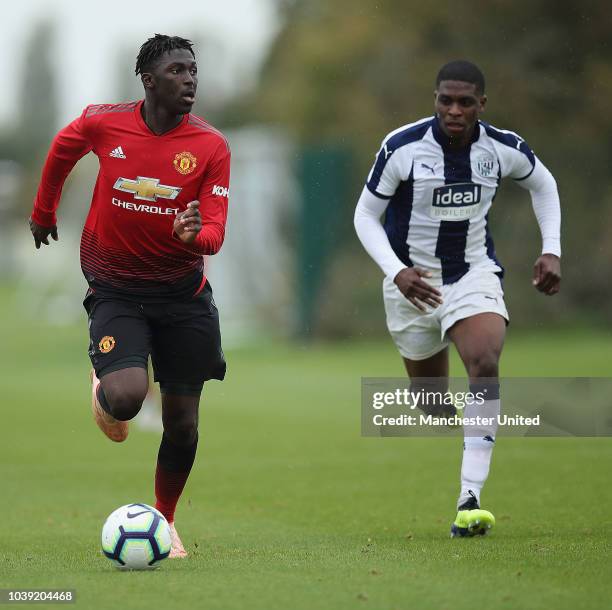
[102,386,146,421]
[99,366,148,420]
[108,394,144,422]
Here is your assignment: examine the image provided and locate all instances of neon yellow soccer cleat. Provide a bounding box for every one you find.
[450,491,495,537]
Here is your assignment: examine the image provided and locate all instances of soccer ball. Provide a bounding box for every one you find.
[101,503,171,570]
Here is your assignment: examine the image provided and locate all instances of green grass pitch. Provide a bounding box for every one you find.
[2,288,611,609]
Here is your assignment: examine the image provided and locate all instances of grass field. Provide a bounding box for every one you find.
[2,286,612,610]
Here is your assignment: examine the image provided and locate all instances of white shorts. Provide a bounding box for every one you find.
[383,267,509,361]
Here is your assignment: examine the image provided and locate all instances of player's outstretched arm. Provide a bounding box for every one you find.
[515,158,562,296]
[29,110,93,249]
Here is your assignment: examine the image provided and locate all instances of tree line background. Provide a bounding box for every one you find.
[3,1,611,337]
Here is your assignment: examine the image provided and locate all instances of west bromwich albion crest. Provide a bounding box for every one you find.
[476,153,495,178]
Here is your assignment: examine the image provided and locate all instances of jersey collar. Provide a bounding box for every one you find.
[134,100,189,136]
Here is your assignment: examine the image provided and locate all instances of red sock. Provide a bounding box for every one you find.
[154,464,190,524]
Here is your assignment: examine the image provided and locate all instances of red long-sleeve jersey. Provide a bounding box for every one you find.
[31,100,231,300]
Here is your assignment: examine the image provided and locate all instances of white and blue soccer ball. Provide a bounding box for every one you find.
[101,503,171,570]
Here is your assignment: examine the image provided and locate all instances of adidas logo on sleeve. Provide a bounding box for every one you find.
[109,146,126,159]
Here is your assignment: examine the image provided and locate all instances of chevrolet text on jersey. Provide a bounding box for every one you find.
[112,198,179,215]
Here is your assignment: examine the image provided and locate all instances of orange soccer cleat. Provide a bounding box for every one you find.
[168,523,188,558]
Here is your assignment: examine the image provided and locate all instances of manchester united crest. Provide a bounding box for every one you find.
[173,151,197,175]
[99,336,116,354]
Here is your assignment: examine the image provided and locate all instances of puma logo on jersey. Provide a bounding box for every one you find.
[420,162,437,175]
[383,144,393,160]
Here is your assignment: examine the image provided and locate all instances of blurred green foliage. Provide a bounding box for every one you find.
[245,0,612,333]
[5,7,611,336]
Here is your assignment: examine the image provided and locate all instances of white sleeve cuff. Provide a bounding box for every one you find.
[542,237,561,258]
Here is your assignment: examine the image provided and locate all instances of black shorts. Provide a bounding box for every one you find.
[83,281,226,386]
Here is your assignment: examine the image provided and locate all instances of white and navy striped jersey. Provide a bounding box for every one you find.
[366,116,537,285]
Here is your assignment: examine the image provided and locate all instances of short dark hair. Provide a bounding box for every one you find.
[436,60,485,94]
[135,34,195,75]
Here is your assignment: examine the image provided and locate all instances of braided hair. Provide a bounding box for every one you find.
[135,34,195,75]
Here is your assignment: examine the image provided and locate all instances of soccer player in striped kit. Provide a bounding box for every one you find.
[354,60,561,536]
[29,35,230,556]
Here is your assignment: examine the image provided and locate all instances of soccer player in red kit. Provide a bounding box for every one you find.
[29,35,230,558]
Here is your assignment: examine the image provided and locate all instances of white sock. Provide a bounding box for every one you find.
[457,384,500,509]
